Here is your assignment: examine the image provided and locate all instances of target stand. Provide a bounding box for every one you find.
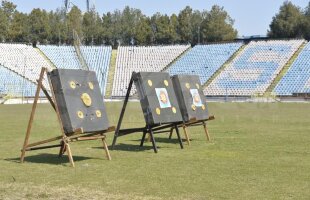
[168,75,215,145]
[112,72,184,153]
[20,67,114,167]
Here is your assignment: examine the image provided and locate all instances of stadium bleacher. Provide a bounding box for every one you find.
[0,65,37,97]
[167,43,243,84]
[204,40,305,96]
[273,42,310,96]
[38,45,82,69]
[0,43,53,94]
[1,41,310,100]
[80,46,112,95]
[38,45,112,96]
[111,45,190,97]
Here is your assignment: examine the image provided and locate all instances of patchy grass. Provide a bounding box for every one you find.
[0,102,309,199]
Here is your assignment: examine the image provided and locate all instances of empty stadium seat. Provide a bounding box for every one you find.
[111,45,190,97]
[204,40,305,96]
[273,42,310,95]
[0,65,38,97]
[0,43,53,96]
[167,43,243,84]
[38,45,112,96]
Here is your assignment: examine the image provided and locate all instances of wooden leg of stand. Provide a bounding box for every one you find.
[149,129,158,153]
[183,126,191,145]
[102,137,111,160]
[203,122,211,141]
[168,127,174,139]
[20,68,45,163]
[58,141,66,157]
[140,131,147,147]
[175,125,184,149]
[146,133,151,143]
[65,142,75,167]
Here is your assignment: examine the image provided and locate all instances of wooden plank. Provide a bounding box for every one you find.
[183,125,191,145]
[65,142,75,167]
[39,81,56,111]
[26,136,63,148]
[25,144,61,151]
[102,138,111,160]
[20,67,46,163]
[203,121,211,141]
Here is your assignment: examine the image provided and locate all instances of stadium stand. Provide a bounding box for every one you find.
[0,65,37,97]
[38,45,82,69]
[204,40,305,96]
[38,45,112,95]
[0,43,53,95]
[80,46,112,95]
[167,43,243,84]
[273,42,310,96]
[111,45,190,97]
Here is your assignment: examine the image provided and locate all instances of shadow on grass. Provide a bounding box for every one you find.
[93,143,158,152]
[5,153,92,165]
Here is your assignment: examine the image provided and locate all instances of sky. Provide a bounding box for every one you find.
[8,0,310,37]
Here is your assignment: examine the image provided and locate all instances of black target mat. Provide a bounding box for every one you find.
[133,72,183,125]
[171,74,209,122]
[48,69,109,134]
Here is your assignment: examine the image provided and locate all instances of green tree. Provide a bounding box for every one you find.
[8,11,29,42]
[302,2,310,40]
[1,0,16,21]
[170,14,180,43]
[178,6,193,43]
[201,5,237,42]
[48,9,68,44]
[0,8,9,41]
[152,13,174,44]
[268,1,304,38]
[190,10,203,44]
[120,6,143,45]
[82,9,97,45]
[28,9,50,44]
[101,12,114,45]
[67,6,83,43]
[134,16,152,45]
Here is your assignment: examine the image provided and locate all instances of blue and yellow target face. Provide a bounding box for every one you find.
[155,88,171,108]
[190,89,203,107]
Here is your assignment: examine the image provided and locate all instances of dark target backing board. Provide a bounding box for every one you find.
[133,72,183,125]
[171,75,209,122]
[48,69,109,135]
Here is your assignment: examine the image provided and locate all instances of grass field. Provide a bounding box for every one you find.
[0,102,309,199]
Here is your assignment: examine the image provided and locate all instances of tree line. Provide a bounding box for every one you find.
[268,1,310,40]
[0,1,237,47]
[0,0,309,47]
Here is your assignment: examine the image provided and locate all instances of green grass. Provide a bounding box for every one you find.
[0,102,310,199]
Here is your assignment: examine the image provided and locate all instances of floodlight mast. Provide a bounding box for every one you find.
[64,0,93,13]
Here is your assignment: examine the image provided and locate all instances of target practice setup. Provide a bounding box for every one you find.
[112,72,185,153]
[21,69,214,166]
[21,68,114,167]
[169,75,215,145]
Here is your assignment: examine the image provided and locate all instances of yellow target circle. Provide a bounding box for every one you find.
[81,93,92,107]
[196,83,200,89]
[164,80,169,86]
[96,110,102,118]
[70,81,76,89]
[156,108,161,115]
[77,111,84,119]
[148,80,153,87]
[185,83,190,89]
[88,82,94,90]
[172,107,177,114]
[202,104,206,110]
[191,104,196,111]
